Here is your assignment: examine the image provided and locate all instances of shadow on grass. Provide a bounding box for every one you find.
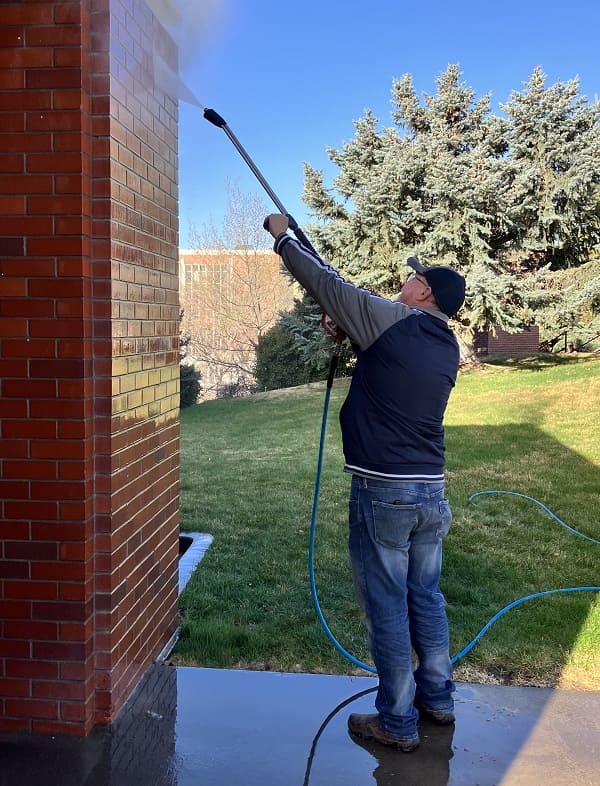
[445,421,599,689]
[482,352,599,370]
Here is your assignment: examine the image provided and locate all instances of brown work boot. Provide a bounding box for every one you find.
[414,700,455,725]
[348,713,419,752]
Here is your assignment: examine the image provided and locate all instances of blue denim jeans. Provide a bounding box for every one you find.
[348,475,455,740]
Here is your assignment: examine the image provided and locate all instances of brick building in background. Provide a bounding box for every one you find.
[473,326,541,356]
[0,0,180,735]
[179,248,299,399]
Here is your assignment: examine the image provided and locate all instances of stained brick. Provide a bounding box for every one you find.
[0,678,30,698]
[32,640,90,662]
[29,318,82,340]
[5,620,58,640]
[0,300,55,319]
[27,236,83,256]
[31,480,88,501]
[32,439,87,463]
[2,379,57,397]
[0,237,25,257]
[32,562,87,581]
[0,480,30,499]
[31,518,86,540]
[6,659,58,680]
[2,339,55,358]
[3,420,57,439]
[6,698,59,720]
[5,541,58,561]
[2,461,57,480]
[5,500,58,521]
[29,358,85,379]
[0,561,30,579]
[4,581,58,601]
[0,601,31,619]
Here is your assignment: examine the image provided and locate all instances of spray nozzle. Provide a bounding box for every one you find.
[203,108,227,128]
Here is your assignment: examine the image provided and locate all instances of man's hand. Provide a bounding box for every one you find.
[263,213,289,238]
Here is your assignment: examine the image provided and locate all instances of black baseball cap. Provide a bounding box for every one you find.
[407,256,466,318]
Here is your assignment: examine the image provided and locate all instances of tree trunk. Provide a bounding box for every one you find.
[456,331,481,367]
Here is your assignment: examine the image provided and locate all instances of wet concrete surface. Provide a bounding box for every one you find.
[1,665,598,786]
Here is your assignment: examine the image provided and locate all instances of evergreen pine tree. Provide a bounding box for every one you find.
[302,64,525,349]
[296,65,600,356]
[502,68,600,271]
[500,68,600,344]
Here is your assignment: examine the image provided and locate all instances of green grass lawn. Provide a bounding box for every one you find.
[173,354,600,689]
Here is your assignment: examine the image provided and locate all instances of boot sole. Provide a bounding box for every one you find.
[417,707,455,725]
[349,726,419,752]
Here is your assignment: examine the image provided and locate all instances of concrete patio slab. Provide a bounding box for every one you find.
[1,665,598,785]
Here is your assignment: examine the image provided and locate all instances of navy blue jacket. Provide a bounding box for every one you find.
[273,234,460,482]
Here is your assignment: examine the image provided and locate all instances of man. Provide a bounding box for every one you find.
[263,214,465,752]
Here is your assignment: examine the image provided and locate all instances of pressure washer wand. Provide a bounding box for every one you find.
[203,108,317,255]
[203,107,346,346]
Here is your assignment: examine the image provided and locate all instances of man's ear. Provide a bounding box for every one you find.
[422,289,441,312]
[415,283,433,306]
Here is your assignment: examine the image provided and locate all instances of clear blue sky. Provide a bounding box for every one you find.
[170,0,600,248]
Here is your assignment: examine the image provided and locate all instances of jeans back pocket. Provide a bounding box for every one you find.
[372,501,418,549]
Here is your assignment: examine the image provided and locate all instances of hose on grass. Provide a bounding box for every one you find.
[309,380,600,674]
[469,490,600,545]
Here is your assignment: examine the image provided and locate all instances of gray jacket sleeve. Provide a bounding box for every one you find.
[274,233,412,352]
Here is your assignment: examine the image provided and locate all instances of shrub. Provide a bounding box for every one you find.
[180,363,201,408]
[255,324,323,391]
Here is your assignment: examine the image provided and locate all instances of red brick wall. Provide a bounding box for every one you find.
[474,326,540,356]
[95,0,180,727]
[0,0,179,735]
